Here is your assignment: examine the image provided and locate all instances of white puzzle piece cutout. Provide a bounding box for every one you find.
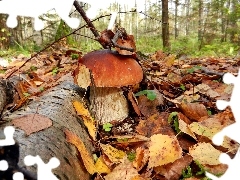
[0,126,60,180]
[0,0,80,30]
[206,70,240,179]
[24,155,60,180]
[0,126,15,146]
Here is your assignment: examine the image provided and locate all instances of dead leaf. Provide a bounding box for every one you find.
[95,156,111,174]
[179,119,197,140]
[165,54,176,67]
[72,100,96,140]
[132,147,149,171]
[189,142,221,165]
[178,102,208,122]
[104,157,139,180]
[100,144,126,163]
[189,117,239,152]
[12,114,52,135]
[127,90,141,116]
[64,129,96,174]
[154,155,193,180]
[167,72,182,83]
[136,113,175,137]
[111,135,149,148]
[195,83,220,98]
[137,89,164,118]
[116,35,136,56]
[148,134,182,168]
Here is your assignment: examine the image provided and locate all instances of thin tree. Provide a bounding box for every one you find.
[162,0,170,49]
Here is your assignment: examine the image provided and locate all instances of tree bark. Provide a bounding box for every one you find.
[162,0,170,49]
[174,0,179,39]
[0,76,94,180]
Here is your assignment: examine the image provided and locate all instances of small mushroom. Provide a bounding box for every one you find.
[75,49,143,124]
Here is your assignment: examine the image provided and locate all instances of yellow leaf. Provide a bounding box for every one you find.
[189,142,221,165]
[95,156,111,174]
[189,118,239,152]
[100,144,126,163]
[64,129,96,174]
[165,54,176,67]
[148,134,182,168]
[73,100,96,140]
[178,119,197,140]
[73,100,91,117]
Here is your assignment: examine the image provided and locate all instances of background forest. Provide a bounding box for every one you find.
[0,0,239,58]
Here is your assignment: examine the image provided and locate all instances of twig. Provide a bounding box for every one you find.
[73,1,102,43]
[4,14,111,79]
[201,67,225,77]
[111,28,134,52]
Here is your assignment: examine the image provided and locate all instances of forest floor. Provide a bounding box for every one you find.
[0,45,239,180]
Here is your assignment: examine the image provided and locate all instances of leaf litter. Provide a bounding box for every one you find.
[1,42,240,179]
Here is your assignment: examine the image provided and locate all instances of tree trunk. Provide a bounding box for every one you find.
[198,0,203,42]
[0,76,94,180]
[162,0,170,49]
[185,0,190,36]
[174,0,179,39]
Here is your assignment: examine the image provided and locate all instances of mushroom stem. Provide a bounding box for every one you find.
[90,87,129,124]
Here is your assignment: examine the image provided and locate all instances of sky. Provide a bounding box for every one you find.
[82,0,157,19]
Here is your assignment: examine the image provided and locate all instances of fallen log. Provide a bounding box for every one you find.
[0,76,94,180]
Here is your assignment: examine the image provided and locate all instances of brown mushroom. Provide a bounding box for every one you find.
[75,49,143,124]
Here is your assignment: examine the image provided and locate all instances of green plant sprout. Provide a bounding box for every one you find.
[23,92,30,97]
[182,166,192,179]
[135,90,156,101]
[30,65,38,71]
[39,87,44,92]
[52,67,59,75]
[127,151,136,162]
[195,160,206,176]
[71,53,79,59]
[187,65,201,74]
[168,112,180,133]
[180,84,186,91]
[103,122,113,132]
[207,109,212,116]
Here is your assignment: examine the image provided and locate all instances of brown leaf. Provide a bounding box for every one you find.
[195,83,220,98]
[154,155,193,180]
[116,35,136,56]
[111,135,149,148]
[12,114,52,135]
[136,113,175,137]
[104,157,139,180]
[64,129,96,174]
[137,90,164,118]
[127,90,141,116]
[132,147,149,171]
[151,50,166,61]
[178,102,208,122]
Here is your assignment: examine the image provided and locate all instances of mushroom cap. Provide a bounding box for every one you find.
[78,49,143,87]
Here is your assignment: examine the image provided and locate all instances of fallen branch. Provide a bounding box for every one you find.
[201,66,225,77]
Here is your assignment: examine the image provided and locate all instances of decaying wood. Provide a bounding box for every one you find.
[0,76,94,180]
